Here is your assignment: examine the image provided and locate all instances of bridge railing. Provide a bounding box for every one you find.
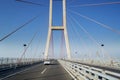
[59,60,120,80]
[70,59,120,70]
[0,57,42,71]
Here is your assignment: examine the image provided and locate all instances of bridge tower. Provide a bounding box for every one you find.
[44,0,71,59]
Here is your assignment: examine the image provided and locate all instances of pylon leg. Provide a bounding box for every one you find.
[63,0,71,59]
[44,29,52,59]
[64,29,71,59]
[44,0,53,59]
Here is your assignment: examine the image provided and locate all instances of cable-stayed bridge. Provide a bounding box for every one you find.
[0,0,120,80]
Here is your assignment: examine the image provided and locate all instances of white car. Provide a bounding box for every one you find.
[44,60,50,65]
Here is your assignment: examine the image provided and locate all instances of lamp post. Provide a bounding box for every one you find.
[101,44,104,58]
[23,44,27,62]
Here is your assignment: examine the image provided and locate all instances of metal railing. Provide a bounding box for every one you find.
[0,57,42,71]
[70,59,120,70]
[59,60,120,80]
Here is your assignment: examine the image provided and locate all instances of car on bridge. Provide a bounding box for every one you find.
[44,60,51,65]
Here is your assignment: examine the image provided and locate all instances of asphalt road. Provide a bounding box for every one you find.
[0,62,41,79]
[1,60,73,80]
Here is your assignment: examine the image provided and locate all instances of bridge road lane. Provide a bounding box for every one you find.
[3,60,73,80]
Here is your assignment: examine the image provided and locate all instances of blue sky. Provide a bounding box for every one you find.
[0,0,120,60]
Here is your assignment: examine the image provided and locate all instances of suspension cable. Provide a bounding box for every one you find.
[68,11,113,63]
[60,30,64,58]
[67,15,84,59]
[33,34,41,59]
[68,9,120,35]
[67,15,88,59]
[16,0,45,6]
[67,13,92,59]
[68,13,107,63]
[67,0,76,4]
[18,32,38,63]
[51,31,54,58]
[68,13,100,46]
[0,15,39,42]
[67,17,77,58]
[70,1,120,7]
[68,13,109,62]
[48,31,54,59]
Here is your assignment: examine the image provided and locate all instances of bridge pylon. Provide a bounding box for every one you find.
[44,0,71,59]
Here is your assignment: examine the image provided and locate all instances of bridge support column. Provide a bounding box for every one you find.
[44,0,71,59]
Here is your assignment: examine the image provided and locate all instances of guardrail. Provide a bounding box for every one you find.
[70,59,120,70]
[59,60,120,80]
[0,58,42,71]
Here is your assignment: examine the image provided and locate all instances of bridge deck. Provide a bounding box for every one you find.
[1,60,73,80]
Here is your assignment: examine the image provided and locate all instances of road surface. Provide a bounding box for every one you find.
[1,60,73,80]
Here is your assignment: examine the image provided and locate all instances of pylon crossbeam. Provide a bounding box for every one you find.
[51,27,64,30]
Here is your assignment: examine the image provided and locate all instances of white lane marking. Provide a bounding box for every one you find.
[41,68,47,74]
